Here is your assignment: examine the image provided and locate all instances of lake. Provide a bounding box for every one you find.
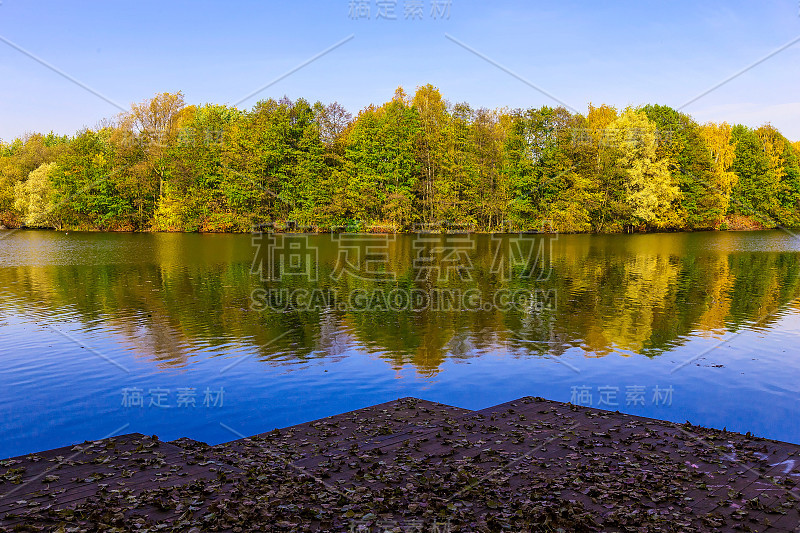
[1,229,800,458]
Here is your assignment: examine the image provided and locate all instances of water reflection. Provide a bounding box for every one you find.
[1,230,799,374]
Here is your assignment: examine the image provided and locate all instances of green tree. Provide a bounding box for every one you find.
[153,104,244,231]
[340,90,421,228]
[50,130,132,230]
[412,84,448,224]
[471,108,510,230]
[756,125,800,226]
[505,106,592,231]
[730,125,777,226]
[642,105,717,229]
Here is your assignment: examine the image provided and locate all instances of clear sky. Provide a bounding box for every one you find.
[1,0,799,141]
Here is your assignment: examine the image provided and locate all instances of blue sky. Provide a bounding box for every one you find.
[1,0,799,141]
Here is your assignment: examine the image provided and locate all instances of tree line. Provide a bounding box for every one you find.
[2,85,799,233]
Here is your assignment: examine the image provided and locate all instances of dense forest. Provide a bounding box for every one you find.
[2,85,799,233]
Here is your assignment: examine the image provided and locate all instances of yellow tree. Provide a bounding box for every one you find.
[0,134,67,226]
[608,109,679,229]
[584,103,620,231]
[0,154,16,225]
[757,125,789,182]
[587,103,617,133]
[13,162,58,228]
[698,122,737,223]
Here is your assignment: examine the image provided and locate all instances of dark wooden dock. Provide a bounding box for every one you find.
[2,397,799,532]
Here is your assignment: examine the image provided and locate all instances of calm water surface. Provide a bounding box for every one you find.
[1,229,800,457]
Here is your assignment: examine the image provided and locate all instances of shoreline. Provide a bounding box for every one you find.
[3,396,799,531]
[0,224,783,237]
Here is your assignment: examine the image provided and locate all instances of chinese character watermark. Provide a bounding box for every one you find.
[348,0,451,20]
[250,224,561,313]
[121,387,224,408]
[251,287,557,313]
[490,231,556,282]
[331,233,396,281]
[413,233,475,282]
[569,385,674,408]
[252,232,319,282]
